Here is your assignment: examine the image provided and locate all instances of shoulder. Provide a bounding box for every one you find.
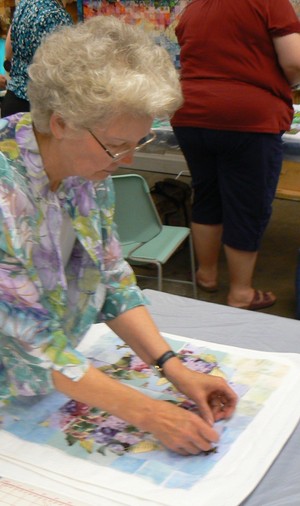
[0,114,35,193]
[39,4,73,28]
[12,0,73,35]
[0,116,21,164]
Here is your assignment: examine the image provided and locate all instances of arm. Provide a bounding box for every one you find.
[5,25,13,61]
[52,363,220,456]
[273,33,300,86]
[0,75,6,90]
[88,180,237,453]
[0,166,235,455]
[52,346,236,456]
[107,306,237,425]
[53,305,237,455]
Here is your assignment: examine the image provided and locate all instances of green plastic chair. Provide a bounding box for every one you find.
[112,174,197,297]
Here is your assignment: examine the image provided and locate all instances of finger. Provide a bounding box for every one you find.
[219,391,238,413]
[170,419,219,455]
[210,401,224,419]
[197,402,215,426]
[196,421,220,448]
[175,439,212,455]
[210,393,237,420]
[221,401,237,418]
[175,447,190,456]
[223,386,239,407]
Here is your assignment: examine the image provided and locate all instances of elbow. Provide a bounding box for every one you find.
[280,64,300,87]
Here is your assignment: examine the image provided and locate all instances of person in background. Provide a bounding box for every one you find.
[3,24,13,74]
[0,16,237,455]
[0,19,7,91]
[171,0,300,310]
[0,0,73,118]
[0,74,6,90]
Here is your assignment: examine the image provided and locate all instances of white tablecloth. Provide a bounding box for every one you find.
[143,290,300,506]
[1,290,300,505]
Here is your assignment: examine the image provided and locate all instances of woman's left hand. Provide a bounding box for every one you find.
[107,308,238,425]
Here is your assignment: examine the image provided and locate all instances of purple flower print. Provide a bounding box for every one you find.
[104,235,122,265]
[93,429,114,444]
[76,184,94,217]
[60,400,91,416]
[130,356,149,373]
[7,188,35,217]
[32,247,60,290]
[180,354,217,374]
[101,427,119,437]
[0,265,44,309]
[101,416,127,431]
[117,432,140,445]
[106,443,126,455]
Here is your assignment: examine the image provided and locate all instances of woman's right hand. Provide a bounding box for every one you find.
[143,398,220,455]
[53,366,220,456]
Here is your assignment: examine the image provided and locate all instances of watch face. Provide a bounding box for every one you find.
[151,365,164,378]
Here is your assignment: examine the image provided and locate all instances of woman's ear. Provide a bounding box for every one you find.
[49,114,67,140]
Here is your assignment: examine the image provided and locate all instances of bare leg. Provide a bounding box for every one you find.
[224,245,257,306]
[192,222,222,289]
[224,245,276,307]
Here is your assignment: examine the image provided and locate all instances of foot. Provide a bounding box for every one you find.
[196,270,218,292]
[228,289,276,310]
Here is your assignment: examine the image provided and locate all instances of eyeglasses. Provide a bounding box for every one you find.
[87,129,156,161]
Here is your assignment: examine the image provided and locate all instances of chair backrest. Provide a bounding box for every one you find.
[112,174,162,245]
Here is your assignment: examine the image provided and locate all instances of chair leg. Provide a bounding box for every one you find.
[189,234,197,298]
[157,262,163,291]
[129,242,196,296]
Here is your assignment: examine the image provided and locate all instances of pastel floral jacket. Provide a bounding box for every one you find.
[0,113,145,399]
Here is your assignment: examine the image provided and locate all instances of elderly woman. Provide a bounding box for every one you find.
[0,16,237,455]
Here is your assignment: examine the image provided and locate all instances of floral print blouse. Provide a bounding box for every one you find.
[0,113,145,400]
[8,0,73,100]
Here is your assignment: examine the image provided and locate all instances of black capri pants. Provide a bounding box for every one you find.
[173,127,283,252]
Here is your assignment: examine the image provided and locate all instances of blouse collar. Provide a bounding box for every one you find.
[15,113,56,198]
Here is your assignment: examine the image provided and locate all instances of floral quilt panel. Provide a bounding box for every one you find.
[1,323,300,506]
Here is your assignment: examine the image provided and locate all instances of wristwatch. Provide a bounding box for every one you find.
[152,350,177,377]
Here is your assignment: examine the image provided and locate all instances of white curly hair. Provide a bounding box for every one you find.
[27,15,183,133]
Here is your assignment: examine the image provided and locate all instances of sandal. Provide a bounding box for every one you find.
[240,290,276,311]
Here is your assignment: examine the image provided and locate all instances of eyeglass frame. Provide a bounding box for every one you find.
[87,128,157,161]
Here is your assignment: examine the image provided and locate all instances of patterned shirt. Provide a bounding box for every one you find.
[8,0,73,100]
[0,113,146,399]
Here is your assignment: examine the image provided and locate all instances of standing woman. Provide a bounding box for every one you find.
[172,0,300,310]
[1,0,73,118]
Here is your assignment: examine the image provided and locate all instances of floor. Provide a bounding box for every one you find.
[133,197,300,320]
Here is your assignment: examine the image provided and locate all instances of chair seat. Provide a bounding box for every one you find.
[121,241,142,258]
[129,226,190,264]
[112,174,197,297]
